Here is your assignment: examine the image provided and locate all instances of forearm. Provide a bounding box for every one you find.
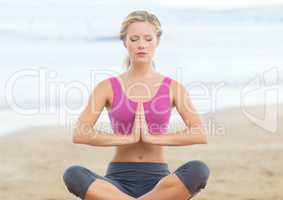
[146,127,208,146]
[72,125,136,146]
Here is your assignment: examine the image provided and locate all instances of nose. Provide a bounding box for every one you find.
[137,40,145,49]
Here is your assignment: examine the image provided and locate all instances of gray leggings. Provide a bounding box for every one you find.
[63,160,210,199]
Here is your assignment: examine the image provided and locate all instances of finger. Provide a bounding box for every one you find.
[135,103,142,125]
[138,102,143,115]
[140,103,144,114]
[135,102,141,115]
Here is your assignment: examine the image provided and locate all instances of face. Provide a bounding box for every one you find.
[123,21,159,65]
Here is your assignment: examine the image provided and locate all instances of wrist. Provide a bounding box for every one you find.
[129,132,140,143]
[141,131,152,143]
[121,134,136,144]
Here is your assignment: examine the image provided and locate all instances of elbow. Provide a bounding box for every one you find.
[72,135,80,144]
[198,124,208,144]
[72,129,84,144]
[72,133,80,144]
[71,123,92,144]
[200,134,208,144]
[201,138,208,144]
[72,125,96,144]
[197,128,208,144]
[190,125,208,144]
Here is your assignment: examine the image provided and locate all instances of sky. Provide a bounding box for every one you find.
[152,0,283,9]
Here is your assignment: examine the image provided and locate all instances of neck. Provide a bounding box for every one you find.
[127,61,156,79]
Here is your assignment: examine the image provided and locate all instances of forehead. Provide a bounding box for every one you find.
[126,21,156,36]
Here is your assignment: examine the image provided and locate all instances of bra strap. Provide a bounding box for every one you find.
[159,76,171,94]
[109,76,123,100]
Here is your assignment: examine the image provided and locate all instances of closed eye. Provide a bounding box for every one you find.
[130,36,153,42]
[130,38,152,42]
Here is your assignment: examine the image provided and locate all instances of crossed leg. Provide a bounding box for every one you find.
[84,173,191,200]
[84,179,136,200]
[64,160,209,200]
[136,160,210,200]
[63,165,136,200]
[137,173,192,200]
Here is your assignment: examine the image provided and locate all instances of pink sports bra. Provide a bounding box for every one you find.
[108,76,172,135]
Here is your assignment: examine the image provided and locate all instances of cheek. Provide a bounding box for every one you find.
[127,44,136,52]
[149,40,158,49]
[148,44,157,53]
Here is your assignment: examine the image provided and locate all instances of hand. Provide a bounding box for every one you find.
[140,102,153,143]
[131,101,142,143]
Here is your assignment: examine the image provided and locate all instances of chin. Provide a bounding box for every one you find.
[134,59,150,63]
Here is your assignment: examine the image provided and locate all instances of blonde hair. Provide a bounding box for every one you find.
[119,10,162,70]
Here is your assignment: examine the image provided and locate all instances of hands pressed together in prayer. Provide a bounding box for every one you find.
[131,101,155,144]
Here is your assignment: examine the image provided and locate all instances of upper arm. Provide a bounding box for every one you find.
[171,79,203,128]
[77,79,111,127]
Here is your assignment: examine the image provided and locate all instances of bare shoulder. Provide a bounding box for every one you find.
[92,77,113,107]
[168,77,186,92]
[168,77,188,107]
[170,77,185,88]
[94,78,112,93]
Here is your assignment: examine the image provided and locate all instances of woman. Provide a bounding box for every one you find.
[63,10,210,200]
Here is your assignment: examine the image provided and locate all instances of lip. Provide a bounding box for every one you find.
[136,52,147,57]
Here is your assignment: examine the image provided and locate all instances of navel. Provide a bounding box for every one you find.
[138,155,144,160]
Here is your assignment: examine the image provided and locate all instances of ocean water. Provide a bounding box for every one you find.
[1,1,283,134]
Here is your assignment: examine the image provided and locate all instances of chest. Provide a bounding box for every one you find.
[107,76,173,134]
[107,80,174,108]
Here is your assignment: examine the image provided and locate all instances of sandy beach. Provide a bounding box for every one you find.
[0,104,282,200]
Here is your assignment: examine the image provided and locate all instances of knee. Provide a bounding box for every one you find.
[63,165,89,198]
[63,165,79,188]
[188,160,210,185]
[175,160,210,196]
[63,165,82,187]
